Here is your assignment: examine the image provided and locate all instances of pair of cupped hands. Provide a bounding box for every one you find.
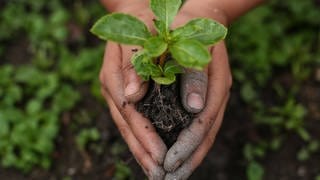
[99,2,232,180]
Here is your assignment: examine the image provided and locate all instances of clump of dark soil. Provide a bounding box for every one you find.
[137,79,194,147]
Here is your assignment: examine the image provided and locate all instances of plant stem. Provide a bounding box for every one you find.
[155,51,168,89]
[158,51,167,67]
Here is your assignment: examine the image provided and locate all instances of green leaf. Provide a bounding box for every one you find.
[151,0,181,30]
[0,119,9,137]
[115,161,133,180]
[171,18,227,45]
[169,39,211,70]
[132,51,162,80]
[154,19,167,37]
[163,60,184,76]
[297,148,309,161]
[151,61,183,85]
[26,99,42,115]
[152,74,176,85]
[144,36,168,57]
[241,82,257,103]
[90,13,151,45]
[297,127,311,141]
[308,141,319,152]
[247,161,264,180]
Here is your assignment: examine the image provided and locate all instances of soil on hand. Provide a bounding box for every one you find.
[136,79,194,147]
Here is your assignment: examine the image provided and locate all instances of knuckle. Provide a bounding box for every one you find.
[181,127,202,144]
[118,106,133,123]
[122,62,134,73]
[187,70,207,84]
[148,167,165,180]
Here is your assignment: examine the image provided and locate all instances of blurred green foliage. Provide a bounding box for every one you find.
[114,161,134,180]
[0,65,79,171]
[0,0,105,172]
[229,0,320,86]
[229,0,320,178]
[247,161,264,180]
[0,0,319,178]
[76,128,100,150]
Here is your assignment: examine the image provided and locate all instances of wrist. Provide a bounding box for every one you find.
[181,0,265,25]
[179,1,229,26]
[101,0,149,13]
[100,0,154,29]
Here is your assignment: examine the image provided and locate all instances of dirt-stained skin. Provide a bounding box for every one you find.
[180,69,208,113]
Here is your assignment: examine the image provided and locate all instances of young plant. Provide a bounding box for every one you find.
[90,0,227,85]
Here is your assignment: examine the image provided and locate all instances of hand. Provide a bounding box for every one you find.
[99,1,232,179]
[162,9,232,180]
[99,3,167,179]
[163,42,231,179]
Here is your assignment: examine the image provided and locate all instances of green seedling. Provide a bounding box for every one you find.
[91,0,227,85]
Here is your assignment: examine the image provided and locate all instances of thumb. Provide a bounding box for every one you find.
[121,45,148,103]
[180,69,208,113]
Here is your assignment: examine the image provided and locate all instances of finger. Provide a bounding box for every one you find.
[102,90,165,179]
[121,45,148,102]
[164,42,232,172]
[100,42,167,165]
[180,68,208,113]
[164,96,228,180]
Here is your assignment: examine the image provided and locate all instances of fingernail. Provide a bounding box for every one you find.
[125,82,139,97]
[187,93,204,110]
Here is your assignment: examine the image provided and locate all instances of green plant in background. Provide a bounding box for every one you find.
[1,0,320,178]
[0,0,105,172]
[297,140,319,162]
[110,142,134,180]
[247,161,264,180]
[76,128,101,150]
[91,0,227,85]
[114,161,134,180]
[229,0,320,178]
[0,65,80,172]
[244,143,266,180]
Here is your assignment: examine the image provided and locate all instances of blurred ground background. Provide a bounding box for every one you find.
[0,0,319,179]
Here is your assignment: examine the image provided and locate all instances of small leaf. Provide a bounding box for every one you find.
[169,39,211,70]
[171,18,227,45]
[163,60,184,76]
[151,0,181,30]
[26,99,42,115]
[297,148,309,161]
[115,161,133,180]
[144,36,168,57]
[241,82,257,103]
[132,51,162,80]
[152,74,176,85]
[90,13,151,45]
[247,161,264,180]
